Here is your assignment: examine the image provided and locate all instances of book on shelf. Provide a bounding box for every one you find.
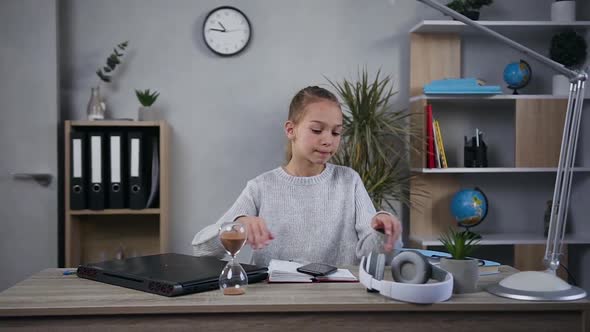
[433,119,448,168]
[401,248,501,275]
[425,104,435,168]
[268,259,358,283]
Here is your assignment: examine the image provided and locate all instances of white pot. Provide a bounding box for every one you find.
[551,1,576,22]
[440,258,479,294]
[138,106,161,121]
[552,74,571,95]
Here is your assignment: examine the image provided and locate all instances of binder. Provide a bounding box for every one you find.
[145,135,160,208]
[108,132,126,209]
[128,132,147,209]
[70,132,87,210]
[88,132,106,210]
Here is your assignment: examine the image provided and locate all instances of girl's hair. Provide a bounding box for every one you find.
[285,86,341,163]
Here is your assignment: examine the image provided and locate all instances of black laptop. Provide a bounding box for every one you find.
[76,253,268,297]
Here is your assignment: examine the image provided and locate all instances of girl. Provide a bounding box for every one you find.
[192,86,402,266]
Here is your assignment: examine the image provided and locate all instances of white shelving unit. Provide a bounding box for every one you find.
[407,20,590,273]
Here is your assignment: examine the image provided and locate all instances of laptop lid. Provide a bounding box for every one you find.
[77,253,268,296]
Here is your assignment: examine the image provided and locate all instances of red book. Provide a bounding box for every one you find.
[426,104,435,168]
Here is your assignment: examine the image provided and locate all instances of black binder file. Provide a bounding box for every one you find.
[128,132,147,209]
[88,132,106,210]
[108,132,126,209]
[70,132,87,210]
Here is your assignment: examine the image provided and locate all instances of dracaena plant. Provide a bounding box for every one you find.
[325,68,423,214]
[438,228,481,260]
[135,89,160,107]
[96,41,129,83]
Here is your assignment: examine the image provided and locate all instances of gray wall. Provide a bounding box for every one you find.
[56,0,590,287]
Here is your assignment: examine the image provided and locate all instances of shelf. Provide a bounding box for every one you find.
[69,209,161,216]
[410,94,578,102]
[410,20,590,34]
[410,233,590,246]
[412,167,590,174]
[69,120,163,127]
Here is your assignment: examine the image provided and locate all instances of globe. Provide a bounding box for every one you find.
[503,60,532,95]
[450,187,488,229]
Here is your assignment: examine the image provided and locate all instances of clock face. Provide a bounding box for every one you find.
[203,6,251,56]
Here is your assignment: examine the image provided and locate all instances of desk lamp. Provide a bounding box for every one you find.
[415,0,587,301]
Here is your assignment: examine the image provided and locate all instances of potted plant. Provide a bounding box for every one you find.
[326,69,421,214]
[551,0,576,22]
[438,228,481,293]
[88,41,129,120]
[135,89,161,121]
[446,0,493,20]
[549,29,587,95]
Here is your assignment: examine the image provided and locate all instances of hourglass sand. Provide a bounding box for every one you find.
[218,222,248,295]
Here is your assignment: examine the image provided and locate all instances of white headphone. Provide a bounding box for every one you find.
[359,250,453,304]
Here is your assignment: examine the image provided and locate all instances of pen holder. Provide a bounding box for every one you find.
[464,136,488,167]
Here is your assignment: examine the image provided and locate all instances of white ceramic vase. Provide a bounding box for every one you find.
[440,258,479,294]
[552,74,571,95]
[551,1,576,22]
[138,106,160,121]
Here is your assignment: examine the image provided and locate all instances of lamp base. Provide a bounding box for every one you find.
[487,271,587,301]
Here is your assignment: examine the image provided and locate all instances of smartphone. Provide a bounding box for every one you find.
[296,263,337,277]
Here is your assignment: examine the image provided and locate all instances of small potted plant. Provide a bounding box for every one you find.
[438,228,481,293]
[446,0,493,20]
[549,29,587,95]
[551,0,576,22]
[87,41,129,120]
[136,89,161,121]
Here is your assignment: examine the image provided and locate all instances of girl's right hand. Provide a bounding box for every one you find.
[235,216,274,249]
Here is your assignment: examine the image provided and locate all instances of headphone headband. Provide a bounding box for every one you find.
[359,255,453,304]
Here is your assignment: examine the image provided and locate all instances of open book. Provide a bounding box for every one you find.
[268,259,358,283]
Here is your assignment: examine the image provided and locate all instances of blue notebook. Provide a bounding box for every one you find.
[424,78,502,95]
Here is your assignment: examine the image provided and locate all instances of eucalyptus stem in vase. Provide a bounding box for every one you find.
[87,41,129,120]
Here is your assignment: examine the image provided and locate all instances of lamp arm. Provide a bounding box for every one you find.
[416,0,581,80]
[415,0,588,273]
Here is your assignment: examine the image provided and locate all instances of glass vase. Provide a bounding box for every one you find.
[87,86,106,120]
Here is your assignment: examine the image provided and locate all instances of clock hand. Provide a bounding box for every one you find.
[218,22,227,32]
[209,28,225,32]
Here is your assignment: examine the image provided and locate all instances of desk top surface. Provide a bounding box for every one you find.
[0,267,588,317]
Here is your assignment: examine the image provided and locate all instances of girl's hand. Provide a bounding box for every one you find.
[371,213,402,252]
[235,216,275,250]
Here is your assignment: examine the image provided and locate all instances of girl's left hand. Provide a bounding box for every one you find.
[371,213,402,252]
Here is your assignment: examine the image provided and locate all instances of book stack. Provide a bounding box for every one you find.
[402,249,501,276]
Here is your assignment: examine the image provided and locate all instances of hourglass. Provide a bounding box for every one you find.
[218,222,248,295]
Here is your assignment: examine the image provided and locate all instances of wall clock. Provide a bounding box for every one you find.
[203,6,252,56]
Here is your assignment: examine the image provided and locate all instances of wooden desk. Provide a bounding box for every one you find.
[0,267,588,332]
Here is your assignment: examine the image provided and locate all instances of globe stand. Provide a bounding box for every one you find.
[218,222,248,296]
[508,86,520,95]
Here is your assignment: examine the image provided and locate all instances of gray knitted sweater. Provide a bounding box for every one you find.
[191,163,402,266]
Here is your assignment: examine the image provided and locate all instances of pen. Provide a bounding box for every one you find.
[63,270,77,275]
[476,128,479,147]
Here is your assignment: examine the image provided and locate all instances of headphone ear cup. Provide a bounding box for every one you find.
[367,251,378,277]
[374,253,386,281]
[391,251,432,284]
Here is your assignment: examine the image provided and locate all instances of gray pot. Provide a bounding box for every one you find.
[440,258,479,294]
